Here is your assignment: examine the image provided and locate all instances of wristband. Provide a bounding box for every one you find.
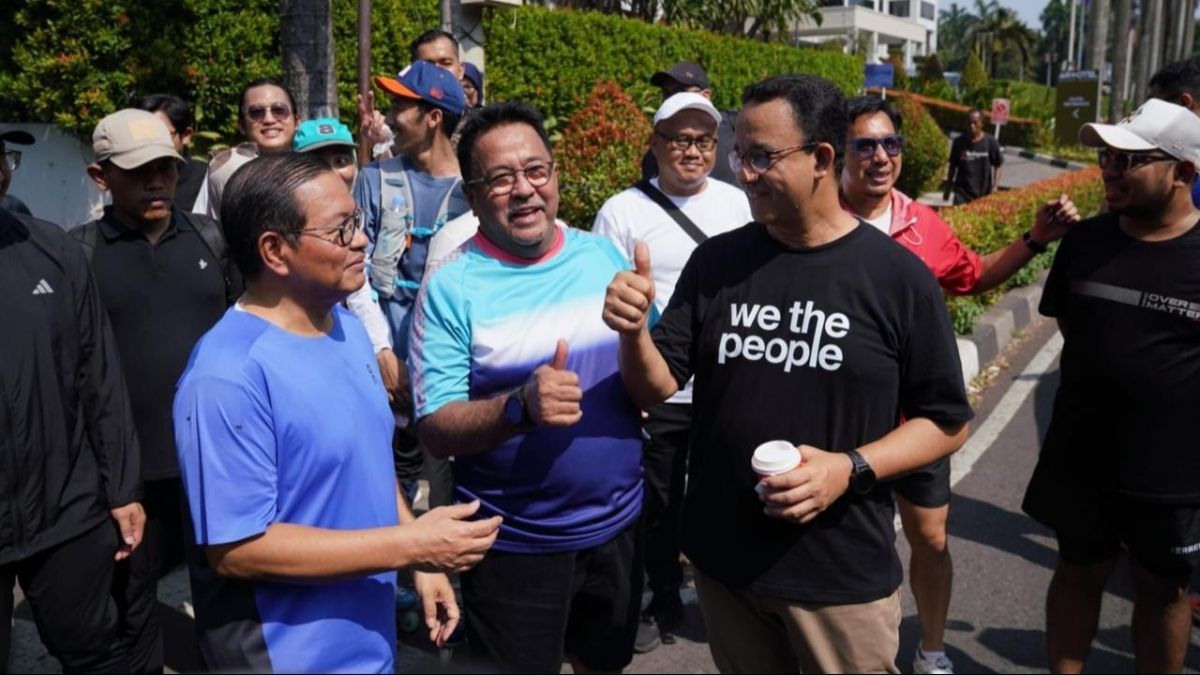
[1022,230,1048,254]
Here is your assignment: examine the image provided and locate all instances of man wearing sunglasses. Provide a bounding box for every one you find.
[69,109,242,673]
[593,92,751,653]
[174,152,498,672]
[1023,98,1200,674]
[839,96,1078,675]
[0,128,34,216]
[605,74,974,673]
[193,78,299,221]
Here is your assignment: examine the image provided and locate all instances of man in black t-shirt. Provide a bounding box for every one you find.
[604,74,973,673]
[72,109,240,674]
[1023,99,1200,673]
[943,108,1003,205]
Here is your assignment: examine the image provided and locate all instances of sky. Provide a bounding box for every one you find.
[1002,0,1200,29]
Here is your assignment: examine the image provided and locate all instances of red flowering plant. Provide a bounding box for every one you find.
[555,80,653,229]
[939,166,1105,333]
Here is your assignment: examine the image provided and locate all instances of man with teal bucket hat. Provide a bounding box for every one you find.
[294,117,358,190]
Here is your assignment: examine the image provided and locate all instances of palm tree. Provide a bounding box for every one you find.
[937,3,980,69]
[966,5,1038,80]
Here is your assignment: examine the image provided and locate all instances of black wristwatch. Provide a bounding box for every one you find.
[1022,230,1048,254]
[846,449,877,495]
[504,387,533,429]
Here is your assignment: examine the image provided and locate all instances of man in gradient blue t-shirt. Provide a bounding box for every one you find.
[174,153,499,673]
[410,102,644,673]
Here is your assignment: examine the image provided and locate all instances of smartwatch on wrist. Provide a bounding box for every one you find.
[1022,230,1048,254]
[504,387,533,429]
[846,449,877,495]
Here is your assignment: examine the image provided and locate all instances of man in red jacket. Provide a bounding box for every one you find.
[839,95,1079,675]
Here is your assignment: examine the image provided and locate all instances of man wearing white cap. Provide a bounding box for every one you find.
[593,91,751,652]
[71,108,241,673]
[1022,98,1200,673]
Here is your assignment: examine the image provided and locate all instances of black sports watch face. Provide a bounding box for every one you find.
[505,390,526,427]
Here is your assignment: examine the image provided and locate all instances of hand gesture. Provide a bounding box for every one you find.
[407,500,502,573]
[603,241,656,334]
[758,446,853,524]
[356,91,393,147]
[1031,193,1081,244]
[377,348,413,417]
[110,502,146,561]
[524,339,583,427]
[413,571,460,647]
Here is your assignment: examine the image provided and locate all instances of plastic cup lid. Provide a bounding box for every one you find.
[751,440,802,475]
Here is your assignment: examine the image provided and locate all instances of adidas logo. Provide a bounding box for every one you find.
[31,279,54,295]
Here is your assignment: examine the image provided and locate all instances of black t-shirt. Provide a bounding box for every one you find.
[949,133,1003,201]
[1039,213,1200,502]
[652,221,973,603]
[88,208,228,480]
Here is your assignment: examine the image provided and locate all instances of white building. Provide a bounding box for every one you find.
[793,0,938,71]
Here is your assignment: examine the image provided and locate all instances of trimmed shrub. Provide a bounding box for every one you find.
[483,6,863,126]
[0,0,440,146]
[868,87,1048,149]
[962,51,988,91]
[940,166,1105,333]
[556,81,650,229]
[887,52,910,91]
[893,97,948,197]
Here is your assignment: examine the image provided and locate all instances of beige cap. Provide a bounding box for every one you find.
[93,109,182,169]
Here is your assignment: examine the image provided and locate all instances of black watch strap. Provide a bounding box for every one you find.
[1022,230,1048,254]
[846,449,877,495]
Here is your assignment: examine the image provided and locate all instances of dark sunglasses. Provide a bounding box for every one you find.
[1096,148,1177,173]
[849,135,905,160]
[245,103,293,123]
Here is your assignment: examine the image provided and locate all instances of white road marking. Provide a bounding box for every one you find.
[949,331,1063,488]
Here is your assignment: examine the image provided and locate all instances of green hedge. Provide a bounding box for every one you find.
[0,0,439,148]
[940,166,1104,334]
[892,97,948,197]
[483,5,863,125]
[870,87,1049,149]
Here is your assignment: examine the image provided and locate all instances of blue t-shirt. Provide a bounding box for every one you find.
[354,156,470,357]
[1191,179,1200,208]
[174,306,399,673]
[409,226,644,553]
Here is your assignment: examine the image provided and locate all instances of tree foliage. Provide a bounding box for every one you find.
[892,97,947,198]
[529,0,824,41]
[961,49,988,90]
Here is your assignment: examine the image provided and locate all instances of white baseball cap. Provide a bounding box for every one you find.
[1079,98,1200,169]
[653,92,721,128]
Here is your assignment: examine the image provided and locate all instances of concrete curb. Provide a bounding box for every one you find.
[956,271,1048,385]
[1002,145,1090,170]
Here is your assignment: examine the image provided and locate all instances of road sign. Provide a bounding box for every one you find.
[865,64,895,89]
[991,98,1011,125]
[1056,70,1099,146]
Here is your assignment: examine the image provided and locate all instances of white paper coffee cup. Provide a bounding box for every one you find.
[752,440,802,495]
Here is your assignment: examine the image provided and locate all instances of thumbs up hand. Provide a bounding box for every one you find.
[603,241,657,335]
[524,338,584,427]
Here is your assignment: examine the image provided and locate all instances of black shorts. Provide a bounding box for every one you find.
[461,522,643,673]
[892,457,951,508]
[1024,460,1200,585]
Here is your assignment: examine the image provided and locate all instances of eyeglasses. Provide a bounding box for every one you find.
[849,135,905,160]
[728,142,819,176]
[245,103,293,123]
[654,132,717,153]
[2,150,20,173]
[298,209,365,246]
[1096,148,1177,173]
[467,161,555,196]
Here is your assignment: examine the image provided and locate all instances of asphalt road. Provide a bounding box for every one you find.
[9,317,1199,673]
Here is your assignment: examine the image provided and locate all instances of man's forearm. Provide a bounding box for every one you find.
[207,522,419,582]
[418,395,517,459]
[973,238,1037,294]
[618,329,678,410]
[858,417,969,481]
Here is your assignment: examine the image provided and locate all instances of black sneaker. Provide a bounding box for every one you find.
[633,614,662,654]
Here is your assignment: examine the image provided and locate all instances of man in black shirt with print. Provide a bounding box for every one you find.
[943,108,1003,205]
[71,109,240,673]
[1023,98,1200,674]
[603,74,973,673]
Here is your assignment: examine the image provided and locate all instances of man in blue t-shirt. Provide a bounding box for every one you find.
[409,102,645,673]
[174,153,500,673]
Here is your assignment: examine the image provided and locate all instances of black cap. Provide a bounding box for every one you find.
[650,61,711,90]
[0,129,34,146]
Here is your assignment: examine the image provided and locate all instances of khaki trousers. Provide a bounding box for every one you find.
[695,569,901,674]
